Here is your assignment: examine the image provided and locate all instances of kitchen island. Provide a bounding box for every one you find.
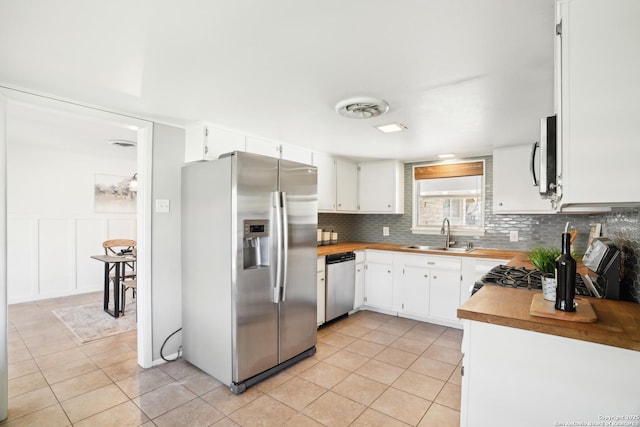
[457,286,640,427]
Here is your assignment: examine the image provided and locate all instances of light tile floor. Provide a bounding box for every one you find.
[4,292,462,426]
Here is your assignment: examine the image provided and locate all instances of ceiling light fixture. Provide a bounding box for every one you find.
[375,122,407,133]
[438,153,455,159]
[108,139,137,148]
[335,97,389,119]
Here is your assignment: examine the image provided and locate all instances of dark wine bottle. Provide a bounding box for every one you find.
[555,231,576,312]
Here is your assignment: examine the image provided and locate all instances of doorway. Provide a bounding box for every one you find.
[0,89,153,383]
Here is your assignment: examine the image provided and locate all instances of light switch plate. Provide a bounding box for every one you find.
[509,230,518,242]
[383,226,390,236]
[156,199,170,213]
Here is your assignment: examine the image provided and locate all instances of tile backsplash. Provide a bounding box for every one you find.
[319,156,640,302]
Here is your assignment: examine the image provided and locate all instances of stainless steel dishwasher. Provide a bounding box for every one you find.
[325,252,356,322]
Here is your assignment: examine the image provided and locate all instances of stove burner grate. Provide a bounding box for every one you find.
[474,265,591,296]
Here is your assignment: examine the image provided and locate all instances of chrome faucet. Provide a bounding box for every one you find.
[441,218,452,249]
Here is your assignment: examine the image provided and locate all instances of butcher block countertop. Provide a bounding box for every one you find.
[458,286,640,352]
[316,241,522,260]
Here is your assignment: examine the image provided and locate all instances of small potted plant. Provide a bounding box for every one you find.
[527,247,561,301]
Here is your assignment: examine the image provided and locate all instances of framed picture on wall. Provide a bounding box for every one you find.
[94,174,137,213]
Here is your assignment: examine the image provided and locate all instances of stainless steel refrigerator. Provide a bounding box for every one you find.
[181,151,318,394]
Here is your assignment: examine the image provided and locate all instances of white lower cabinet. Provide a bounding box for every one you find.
[428,264,462,322]
[353,251,365,310]
[364,251,394,310]
[399,264,430,317]
[361,251,508,328]
[460,320,640,427]
[395,254,461,324]
[316,257,325,326]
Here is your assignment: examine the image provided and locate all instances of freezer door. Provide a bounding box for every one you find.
[233,152,279,382]
[278,158,318,362]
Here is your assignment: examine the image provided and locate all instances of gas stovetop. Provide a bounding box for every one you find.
[473,265,591,296]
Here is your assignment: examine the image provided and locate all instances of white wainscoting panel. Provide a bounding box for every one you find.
[7,218,38,301]
[76,219,107,292]
[108,218,136,241]
[38,219,74,297]
[7,215,135,303]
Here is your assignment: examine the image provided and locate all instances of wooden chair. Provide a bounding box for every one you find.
[103,240,137,315]
[103,239,137,280]
[121,279,137,319]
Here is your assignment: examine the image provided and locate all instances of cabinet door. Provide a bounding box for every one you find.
[317,257,325,325]
[429,267,462,322]
[246,136,281,159]
[281,144,312,165]
[185,123,245,162]
[313,152,337,211]
[354,264,365,310]
[364,262,393,309]
[353,251,366,309]
[336,159,358,212]
[557,0,640,207]
[358,160,404,213]
[401,265,430,317]
[493,146,554,213]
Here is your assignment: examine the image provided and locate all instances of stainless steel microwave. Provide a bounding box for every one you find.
[530,115,557,199]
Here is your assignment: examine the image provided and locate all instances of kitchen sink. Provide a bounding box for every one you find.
[403,245,474,253]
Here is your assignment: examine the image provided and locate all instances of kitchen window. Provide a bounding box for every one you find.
[411,160,485,236]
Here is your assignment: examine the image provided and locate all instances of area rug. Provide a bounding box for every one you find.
[52,297,136,343]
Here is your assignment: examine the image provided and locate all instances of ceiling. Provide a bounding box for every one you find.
[0,0,555,162]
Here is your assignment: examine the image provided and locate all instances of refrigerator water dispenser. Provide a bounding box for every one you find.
[243,220,270,269]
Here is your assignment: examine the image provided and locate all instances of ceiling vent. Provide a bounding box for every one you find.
[108,139,137,148]
[335,97,389,119]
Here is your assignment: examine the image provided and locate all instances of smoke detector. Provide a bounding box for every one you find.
[335,97,389,119]
[108,139,137,148]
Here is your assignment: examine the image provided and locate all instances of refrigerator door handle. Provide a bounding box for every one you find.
[280,192,288,301]
[272,191,282,304]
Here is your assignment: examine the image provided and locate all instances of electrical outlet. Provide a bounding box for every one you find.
[383,226,390,236]
[509,230,518,242]
[156,199,170,213]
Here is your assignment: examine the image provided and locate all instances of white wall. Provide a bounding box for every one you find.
[7,142,136,303]
[150,123,184,361]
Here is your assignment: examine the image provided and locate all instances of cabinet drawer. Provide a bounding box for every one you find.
[355,250,365,263]
[401,254,461,270]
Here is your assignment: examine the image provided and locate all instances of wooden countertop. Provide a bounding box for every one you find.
[317,241,521,260]
[458,286,640,351]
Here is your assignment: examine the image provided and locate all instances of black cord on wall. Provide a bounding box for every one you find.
[160,327,182,362]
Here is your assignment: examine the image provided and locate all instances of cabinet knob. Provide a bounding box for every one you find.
[498,202,503,206]
[433,275,438,279]
[338,203,342,207]
[204,146,209,154]
[387,270,391,274]
[424,274,428,278]
[387,204,391,208]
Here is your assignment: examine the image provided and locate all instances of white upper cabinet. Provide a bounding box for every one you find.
[185,122,245,162]
[313,152,337,211]
[245,136,281,159]
[358,160,404,213]
[493,145,555,214]
[556,0,640,208]
[281,143,312,165]
[336,159,358,212]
